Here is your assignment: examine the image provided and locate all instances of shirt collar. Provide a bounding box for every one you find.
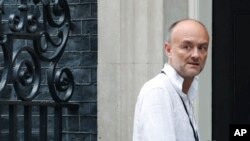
[161,63,199,101]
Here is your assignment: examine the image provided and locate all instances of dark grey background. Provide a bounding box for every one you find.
[0,0,97,140]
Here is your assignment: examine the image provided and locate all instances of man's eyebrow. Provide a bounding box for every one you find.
[181,40,208,46]
[181,40,193,45]
[199,42,209,46]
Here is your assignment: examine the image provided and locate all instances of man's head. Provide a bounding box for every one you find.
[164,19,209,79]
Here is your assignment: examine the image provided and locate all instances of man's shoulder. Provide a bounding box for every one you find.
[135,73,175,109]
[144,73,168,87]
[139,73,171,96]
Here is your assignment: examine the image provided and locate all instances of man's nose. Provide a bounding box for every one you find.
[191,48,199,58]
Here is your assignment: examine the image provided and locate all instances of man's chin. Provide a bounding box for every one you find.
[186,70,201,77]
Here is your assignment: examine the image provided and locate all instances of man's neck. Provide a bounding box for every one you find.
[182,78,194,94]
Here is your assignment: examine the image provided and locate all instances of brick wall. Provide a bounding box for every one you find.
[0,0,97,141]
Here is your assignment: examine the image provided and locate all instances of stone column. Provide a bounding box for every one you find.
[98,0,164,141]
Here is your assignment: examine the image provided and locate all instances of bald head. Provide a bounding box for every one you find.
[167,19,209,43]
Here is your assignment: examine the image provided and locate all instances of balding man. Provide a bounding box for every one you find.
[133,19,209,141]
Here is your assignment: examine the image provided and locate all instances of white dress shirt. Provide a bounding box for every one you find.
[133,63,199,141]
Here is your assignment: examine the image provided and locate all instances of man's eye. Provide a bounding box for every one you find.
[198,45,208,51]
[182,45,191,50]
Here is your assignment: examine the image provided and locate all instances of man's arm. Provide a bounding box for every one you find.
[133,88,176,141]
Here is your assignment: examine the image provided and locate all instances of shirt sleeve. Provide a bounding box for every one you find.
[139,87,176,141]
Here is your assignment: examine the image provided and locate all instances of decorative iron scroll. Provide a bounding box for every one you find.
[0,0,74,102]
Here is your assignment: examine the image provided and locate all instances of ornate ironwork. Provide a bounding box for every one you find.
[0,0,74,102]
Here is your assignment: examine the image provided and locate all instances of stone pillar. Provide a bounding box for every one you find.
[98,0,164,141]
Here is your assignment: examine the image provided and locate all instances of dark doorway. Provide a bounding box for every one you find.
[213,0,250,140]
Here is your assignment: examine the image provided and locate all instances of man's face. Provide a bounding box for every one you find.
[165,21,209,79]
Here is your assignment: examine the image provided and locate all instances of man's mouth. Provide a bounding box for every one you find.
[188,62,199,66]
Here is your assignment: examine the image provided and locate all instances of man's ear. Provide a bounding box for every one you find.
[164,42,172,58]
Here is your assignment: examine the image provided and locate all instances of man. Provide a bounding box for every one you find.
[133,19,209,141]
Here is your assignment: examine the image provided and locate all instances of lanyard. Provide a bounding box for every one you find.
[161,71,199,141]
[179,95,199,141]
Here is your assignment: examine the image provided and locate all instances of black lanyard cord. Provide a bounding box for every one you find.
[179,95,199,141]
[161,71,199,141]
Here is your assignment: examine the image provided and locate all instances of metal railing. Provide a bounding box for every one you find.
[0,101,78,141]
[0,0,78,140]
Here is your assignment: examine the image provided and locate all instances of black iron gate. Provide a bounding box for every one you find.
[0,0,79,140]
